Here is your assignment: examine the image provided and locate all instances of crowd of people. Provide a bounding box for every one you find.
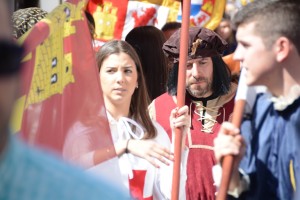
[1,0,299,199]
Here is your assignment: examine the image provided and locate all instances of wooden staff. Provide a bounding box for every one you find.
[216,99,246,200]
[171,0,190,199]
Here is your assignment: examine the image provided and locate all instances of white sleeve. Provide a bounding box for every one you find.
[148,100,156,120]
[212,164,250,198]
[235,67,267,114]
[178,147,188,200]
[152,121,188,200]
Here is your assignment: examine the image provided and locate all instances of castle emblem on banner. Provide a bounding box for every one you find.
[93,2,118,40]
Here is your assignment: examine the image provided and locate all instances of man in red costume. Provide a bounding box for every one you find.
[149,27,237,200]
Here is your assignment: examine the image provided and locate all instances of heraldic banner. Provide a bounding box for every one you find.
[87,0,226,48]
[12,0,125,187]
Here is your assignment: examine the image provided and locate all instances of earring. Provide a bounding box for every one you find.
[136,85,138,89]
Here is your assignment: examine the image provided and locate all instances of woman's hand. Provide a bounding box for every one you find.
[127,139,173,168]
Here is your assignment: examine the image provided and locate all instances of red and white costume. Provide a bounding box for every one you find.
[149,83,237,200]
[107,112,188,200]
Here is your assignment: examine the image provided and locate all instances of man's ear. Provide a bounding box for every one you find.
[275,37,290,62]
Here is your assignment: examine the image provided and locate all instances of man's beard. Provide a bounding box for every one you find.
[186,80,212,98]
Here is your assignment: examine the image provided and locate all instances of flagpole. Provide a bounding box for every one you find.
[171,0,190,199]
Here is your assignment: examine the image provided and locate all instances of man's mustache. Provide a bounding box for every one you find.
[191,76,208,83]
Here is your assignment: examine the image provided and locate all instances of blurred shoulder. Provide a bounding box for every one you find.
[3,136,130,200]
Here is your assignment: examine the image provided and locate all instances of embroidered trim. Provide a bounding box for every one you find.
[187,129,214,150]
[270,85,300,111]
[290,160,296,192]
[186,115,214,150]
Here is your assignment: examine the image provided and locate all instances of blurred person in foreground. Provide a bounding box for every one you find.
[214,1,300,199]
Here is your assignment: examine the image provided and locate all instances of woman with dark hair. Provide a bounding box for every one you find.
[125,26,168,101]
[96,40,189,199]
[214,13,237,56]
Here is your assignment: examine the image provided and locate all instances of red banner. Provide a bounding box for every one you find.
[15,0,117,171]
[87,0,129,42]
[87,0,226,49]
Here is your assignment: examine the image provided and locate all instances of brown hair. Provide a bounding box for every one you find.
[125,26,168,101]
[96,40,157,139]
[233,0,300,53]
